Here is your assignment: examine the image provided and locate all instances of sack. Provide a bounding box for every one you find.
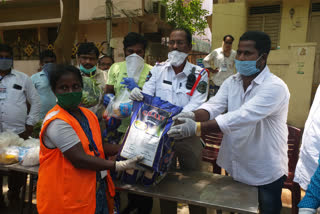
[81,76,102,108]
[118,93,182,185]
[103,89,133,120]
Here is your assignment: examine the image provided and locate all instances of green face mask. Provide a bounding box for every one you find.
[56,91,82,110]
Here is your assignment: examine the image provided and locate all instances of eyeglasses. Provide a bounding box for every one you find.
[225,41,233,45]
[168,40,187,46]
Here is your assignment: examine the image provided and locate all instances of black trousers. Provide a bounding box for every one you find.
[0,171,25,201]
[121,193,153,214]
[258,175,287,214]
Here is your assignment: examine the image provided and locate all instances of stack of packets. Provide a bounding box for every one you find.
[116,93,182,185]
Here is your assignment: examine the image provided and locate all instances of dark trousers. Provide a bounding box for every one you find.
[258,175,286,214]
[0,172,25,201]
[121,194,153,214]
[213,85,220,96]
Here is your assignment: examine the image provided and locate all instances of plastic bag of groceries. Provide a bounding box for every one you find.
[21,146,40,166]
[0,131,24,149]
[80,76,102,108]
[17,137,40,148]
[117,93,182,185]
[0,146,20,165]
[103,89,133,120]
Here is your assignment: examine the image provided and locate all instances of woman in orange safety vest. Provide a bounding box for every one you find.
[36,64,143,214]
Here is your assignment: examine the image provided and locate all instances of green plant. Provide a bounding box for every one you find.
[162,0,209,35]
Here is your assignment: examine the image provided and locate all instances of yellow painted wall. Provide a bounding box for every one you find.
[279,0,311,49]
[0,5,60,24]
[13,60,39,77]
[269,43,317,128]
[211,1,247,50]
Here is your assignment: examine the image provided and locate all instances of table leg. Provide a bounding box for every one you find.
[20,173,27,214]
[28,174,34,214]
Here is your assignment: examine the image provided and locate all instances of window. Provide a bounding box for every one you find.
[247,5,281,49]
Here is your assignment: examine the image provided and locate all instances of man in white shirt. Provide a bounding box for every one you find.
[131,28,208,214]
[295,85,320,191]
[0,44,40,206]
[203,35,236,96]
[168,31,290,214]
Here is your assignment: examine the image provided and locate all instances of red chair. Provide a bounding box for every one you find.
[284,125,302,214]
[201,131,223,174]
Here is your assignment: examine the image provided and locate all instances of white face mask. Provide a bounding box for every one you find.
[168,50,188,67]
[126,53,144,83]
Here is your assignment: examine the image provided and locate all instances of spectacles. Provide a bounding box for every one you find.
[168,40,187,46]
[225,41,233,45]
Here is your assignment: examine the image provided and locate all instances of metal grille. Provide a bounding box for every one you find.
[312,3,320,12]
[249,5,281,15]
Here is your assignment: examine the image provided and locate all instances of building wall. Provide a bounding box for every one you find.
[211,1,247,50]
[279,0,311,49]
[13,60,39,77]
[0,4,60,25]
[268,43,317,128]
[210,0,317,128]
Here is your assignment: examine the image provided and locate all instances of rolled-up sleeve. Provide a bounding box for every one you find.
[182,71,209,112]
[25,77,41,125]
[142,67,157,96]
[197,77,229,119]
[215,83,289,135]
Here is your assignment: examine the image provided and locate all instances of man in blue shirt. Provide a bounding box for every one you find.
[31,50,56,119]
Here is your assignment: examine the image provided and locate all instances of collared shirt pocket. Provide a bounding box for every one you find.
[9,83,25,102]
[176,79,191,107]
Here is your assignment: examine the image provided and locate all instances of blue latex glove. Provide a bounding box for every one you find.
[121,77,139,91]
[103,93,114,107]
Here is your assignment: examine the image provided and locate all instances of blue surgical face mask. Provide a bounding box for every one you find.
[235,55,262,76]
[0,58,13,71]
[80,64,96,74]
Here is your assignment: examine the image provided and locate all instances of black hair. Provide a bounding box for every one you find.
[123,32,148,50]
[0,43,13,57]
[49,64,83,92]
[171,28,192,45]
[40,50,56,62]
[239,31,271,55]
[223,35,234,42]
[98,55,114,64]
[77,42,99,58]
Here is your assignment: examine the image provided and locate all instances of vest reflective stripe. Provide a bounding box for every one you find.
[37,105,115,214]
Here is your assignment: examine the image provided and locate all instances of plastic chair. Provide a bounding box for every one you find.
[284,125,302,214]
[201,131,223,174]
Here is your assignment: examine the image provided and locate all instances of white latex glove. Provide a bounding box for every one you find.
[167,118,196,140]
[129,87,144,101]
[115,155,144,171]
[299,208,317,214]
[172,112,195,121]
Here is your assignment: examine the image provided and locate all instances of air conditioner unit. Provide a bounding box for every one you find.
[152,1,167,21]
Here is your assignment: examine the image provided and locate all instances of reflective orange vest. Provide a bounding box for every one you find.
[37,105,115,214]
